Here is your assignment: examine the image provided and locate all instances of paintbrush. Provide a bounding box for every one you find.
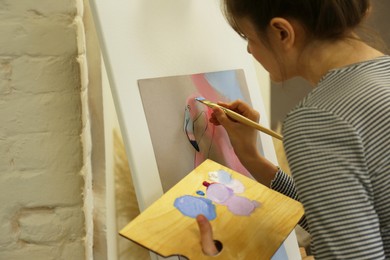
[195,97,283,140]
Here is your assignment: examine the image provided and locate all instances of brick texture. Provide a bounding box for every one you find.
[0,0,85,259]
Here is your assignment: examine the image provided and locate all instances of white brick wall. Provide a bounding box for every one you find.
[0,0,86,259]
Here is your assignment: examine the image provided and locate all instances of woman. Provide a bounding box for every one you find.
[197,0,390,259]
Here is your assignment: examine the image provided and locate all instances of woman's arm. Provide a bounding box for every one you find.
[210,100,279,187]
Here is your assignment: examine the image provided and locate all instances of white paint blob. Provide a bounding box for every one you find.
[206,170,261,216]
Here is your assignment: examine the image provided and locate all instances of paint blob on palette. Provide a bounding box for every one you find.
[174,170,261,220]
[174,195,217,220]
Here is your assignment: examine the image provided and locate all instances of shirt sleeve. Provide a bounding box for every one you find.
[283,107,386,259]
[270,168,309,231]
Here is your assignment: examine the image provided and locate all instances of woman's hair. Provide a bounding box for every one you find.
[222,0,371,41]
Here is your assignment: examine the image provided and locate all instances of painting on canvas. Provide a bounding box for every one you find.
[138,69,264,192]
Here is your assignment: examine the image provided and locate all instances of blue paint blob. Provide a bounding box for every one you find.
[196,190,205,196]
[174,195,216,220]
[216,170,232,184]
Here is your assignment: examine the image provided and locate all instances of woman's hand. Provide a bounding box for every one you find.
[210,99,279,187]
[209,100,260,160]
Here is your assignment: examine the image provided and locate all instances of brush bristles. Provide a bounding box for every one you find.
[195,96,206,101]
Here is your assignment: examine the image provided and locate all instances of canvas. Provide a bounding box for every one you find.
[138,69,264,192]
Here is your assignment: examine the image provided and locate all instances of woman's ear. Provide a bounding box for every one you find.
[269,17,296,50]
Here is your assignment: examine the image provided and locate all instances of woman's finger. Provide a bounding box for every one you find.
[218,100,260,122]
[196,215,219,256]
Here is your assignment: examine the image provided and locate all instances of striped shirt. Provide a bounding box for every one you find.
[270,56,390,259]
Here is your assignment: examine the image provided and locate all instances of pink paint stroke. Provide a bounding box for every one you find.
[190,74,252,178]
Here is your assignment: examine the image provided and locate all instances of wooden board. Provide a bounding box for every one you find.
[120,160,304,259]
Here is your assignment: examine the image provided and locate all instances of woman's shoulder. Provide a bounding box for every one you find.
[283,55,390,139]
[289,55,390,116]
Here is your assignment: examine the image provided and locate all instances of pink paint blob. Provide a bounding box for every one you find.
[224,196,260,216]
[204,171,261,216]
[206,183,234,204]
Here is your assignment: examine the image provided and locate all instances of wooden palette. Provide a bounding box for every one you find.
[120,159,304,259]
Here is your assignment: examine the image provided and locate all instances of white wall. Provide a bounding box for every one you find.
[0,1,88,259]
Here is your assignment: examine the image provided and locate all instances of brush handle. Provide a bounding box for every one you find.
[216,105,283,140]
[197,99,283,140]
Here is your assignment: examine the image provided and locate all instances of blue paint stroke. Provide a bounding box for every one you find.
[174,195,216,220]
[204,70,244,101]
[196,190,205,196]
